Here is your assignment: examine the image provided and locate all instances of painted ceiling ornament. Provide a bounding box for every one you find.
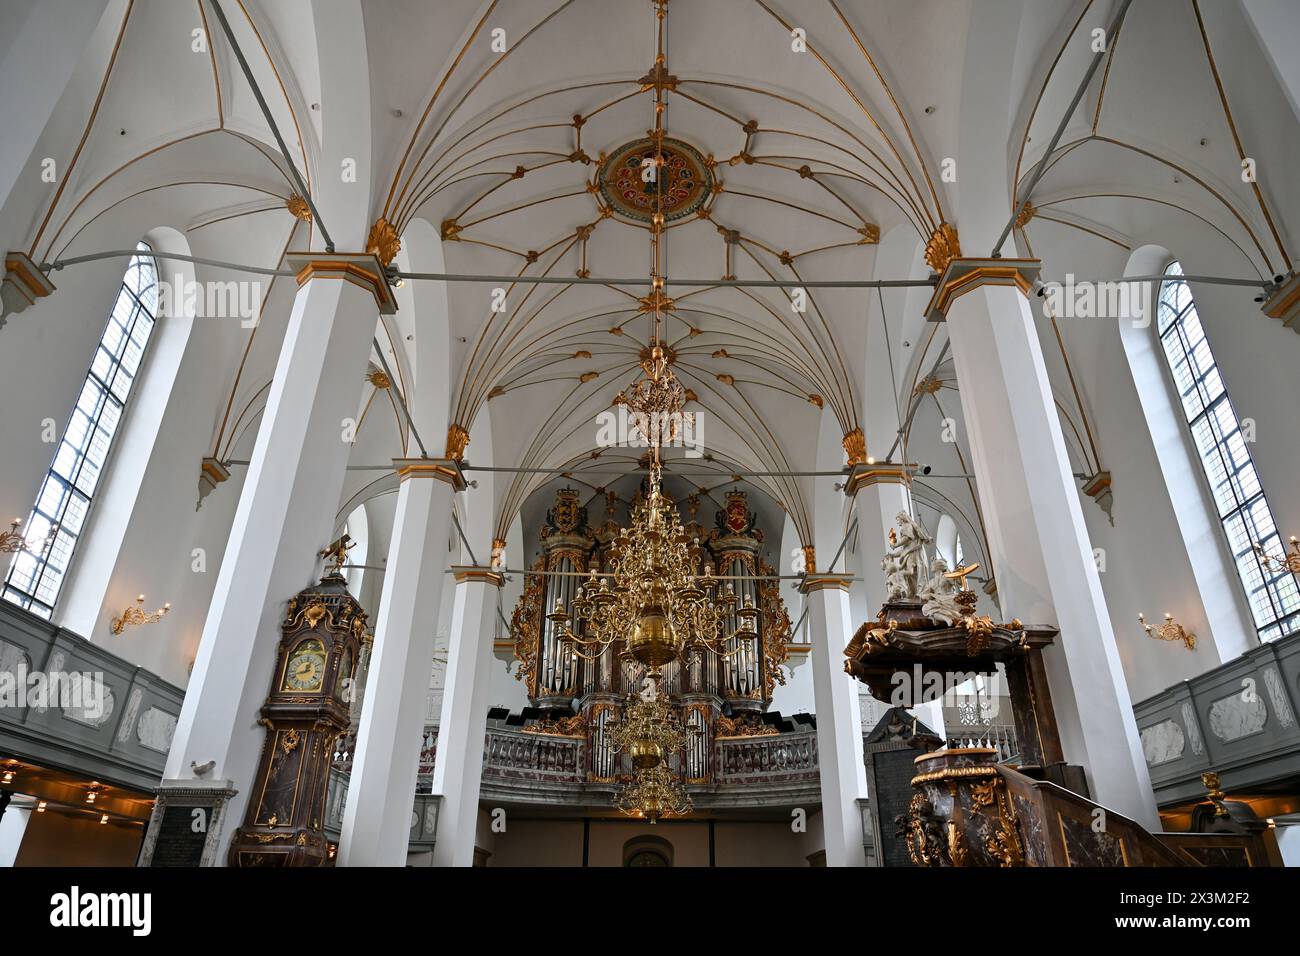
[919,555,964,625]
[843,427,866,466]
[924,221,962,273]
[366,216,401,266]
[285,194,312,222]
[598,136,714,224]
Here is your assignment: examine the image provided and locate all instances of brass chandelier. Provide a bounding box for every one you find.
[542,0,761,822]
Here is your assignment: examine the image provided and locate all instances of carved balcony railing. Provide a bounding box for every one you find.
[483,726,585,783]
[0,600,184,793]
[1133,627,1300,806]
[714,730,819,785]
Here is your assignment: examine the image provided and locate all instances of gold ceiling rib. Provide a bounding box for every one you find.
[1090,11,1124,134]
[396,83,638,228]
[748,0,938,234]
[387,0,585,226]
[1011,0,1095,207]
[826,0,946,225]
[685,82,934,234]
[730,239,855,427]
[383,0,501,218]
[50,176,287,260]
[27,0,134,259]
[1033,193,1262,272]
[196,0,224,127]
[1190,0,1292,272]
[231,0,312,192]
[211,229,296,460]
[1030,213,1131,250]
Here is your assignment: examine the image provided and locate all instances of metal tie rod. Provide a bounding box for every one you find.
[37,250,1269,291]
[208,0,334,252]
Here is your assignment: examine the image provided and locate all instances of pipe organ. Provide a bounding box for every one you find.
[510,486,793,785]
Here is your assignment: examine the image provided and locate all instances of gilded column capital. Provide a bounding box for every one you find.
[445,424,470,461]
[842,427,866,467]
[924,257,1041,322]
[1,251,56,325]
[392,457,466,490]
[450,565,504,588]
[285,251,397,314]
[799,572,854,594]
[844,462,910,497]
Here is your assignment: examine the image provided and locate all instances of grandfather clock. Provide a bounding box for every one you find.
[229,538,367,866]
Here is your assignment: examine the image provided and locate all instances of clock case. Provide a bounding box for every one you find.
[229,567,368,866]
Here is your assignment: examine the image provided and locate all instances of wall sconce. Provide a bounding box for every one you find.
[0,517,56,553]
[1254,536,1300,574]
[100,814,109,825]
[36,801,47,812]
[1140,612,1196,650]
[85,783,102,805]
[1,761,17,784]
[111,594,171,635]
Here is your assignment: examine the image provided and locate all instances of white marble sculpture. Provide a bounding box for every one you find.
[882,510,933,600]
[920,556,965,625]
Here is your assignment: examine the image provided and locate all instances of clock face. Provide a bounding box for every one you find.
[282,639,326,693]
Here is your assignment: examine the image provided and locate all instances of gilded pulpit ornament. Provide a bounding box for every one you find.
[366,217,401,266]
[445,424,470,461]
[285,194,312,222]
[924,222,962,273]
[843,427,866,466]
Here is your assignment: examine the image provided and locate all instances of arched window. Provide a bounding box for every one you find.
[1156,261,1300,642]
[3,244,159,618]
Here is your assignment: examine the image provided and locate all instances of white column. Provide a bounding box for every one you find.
[0,0,111,225]
[431,566,502,867]
[162,266,380,847]
[802,573,867,866]
[939,267,1159,829]
[337,459,460,866]
[0,801,33,867]
[847,469,913,612]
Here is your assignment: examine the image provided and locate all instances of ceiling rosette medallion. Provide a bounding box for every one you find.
[598,137,714,224]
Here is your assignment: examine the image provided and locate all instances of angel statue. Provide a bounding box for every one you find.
[882,550,908,602]
[920,556,964,625]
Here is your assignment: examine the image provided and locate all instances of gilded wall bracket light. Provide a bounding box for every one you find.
[1139,612,1195,651]
[0,517,56,553]
[111,595,171,635]
[1254,536,1300,574]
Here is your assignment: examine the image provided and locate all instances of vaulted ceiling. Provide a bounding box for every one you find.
[8,0,1296,547]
